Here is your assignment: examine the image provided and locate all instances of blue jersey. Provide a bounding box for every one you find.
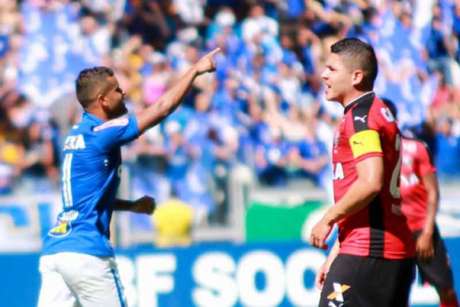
[42,112,140,257]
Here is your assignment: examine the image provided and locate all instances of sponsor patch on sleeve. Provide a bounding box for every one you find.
[349,129,382,158]
[94,117,129,132]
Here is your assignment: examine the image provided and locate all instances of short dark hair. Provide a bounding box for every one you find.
[75,66,114,108]
[330,38,378,90]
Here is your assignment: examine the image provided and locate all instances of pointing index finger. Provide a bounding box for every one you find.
[206,47,221,58]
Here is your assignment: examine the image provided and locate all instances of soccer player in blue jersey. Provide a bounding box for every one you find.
[37,48,220,307]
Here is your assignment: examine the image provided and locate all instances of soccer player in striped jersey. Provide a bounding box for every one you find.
[309,38,415,307]
[37,48,220,307]
[384,99,459,307]
[401,135,459,307]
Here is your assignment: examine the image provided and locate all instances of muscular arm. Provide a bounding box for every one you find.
[309,156,383,248]
[324,156,383,224]
[135,48,220,134]
[136,67,198,133]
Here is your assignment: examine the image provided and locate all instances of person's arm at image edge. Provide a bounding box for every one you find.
[135,48,220,133]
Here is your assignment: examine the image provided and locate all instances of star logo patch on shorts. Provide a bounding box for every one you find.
[327,282,350,302]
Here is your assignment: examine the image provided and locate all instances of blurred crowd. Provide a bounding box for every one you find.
[1,0,460,226]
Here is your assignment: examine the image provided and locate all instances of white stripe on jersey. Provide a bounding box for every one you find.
[93,117,129,132]
[62,153,73,207]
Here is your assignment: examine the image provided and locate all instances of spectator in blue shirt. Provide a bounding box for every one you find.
[425,16,454,84]
[434,117,460,181]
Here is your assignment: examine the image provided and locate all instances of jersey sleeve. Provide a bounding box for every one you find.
[92,113,140,151]
[417,141,436,176]
[348,102,383,160]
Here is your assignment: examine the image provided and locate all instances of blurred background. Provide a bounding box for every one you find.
[0,0,460,306]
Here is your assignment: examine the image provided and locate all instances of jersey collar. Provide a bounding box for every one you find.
[83,112,104,124]
[343,91,374,114]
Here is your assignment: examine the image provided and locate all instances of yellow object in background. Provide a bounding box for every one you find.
[152,198,194,247]
[0,143,21,165]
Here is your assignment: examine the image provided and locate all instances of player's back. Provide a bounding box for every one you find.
[333,93,415,259]
[400,137,436,232]
[42,112,140,257]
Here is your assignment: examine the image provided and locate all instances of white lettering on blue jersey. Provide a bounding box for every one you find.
[43,113,140,257]
[64,135,86,150]
[62,153,73,208]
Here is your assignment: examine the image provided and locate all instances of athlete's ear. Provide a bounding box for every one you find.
[351,69,364,87]
[97,94,109,108]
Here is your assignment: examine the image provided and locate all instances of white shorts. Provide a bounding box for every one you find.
[38,252,127,307]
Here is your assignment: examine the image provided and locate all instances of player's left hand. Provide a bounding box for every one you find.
[132,196,156,215]
[309,218,332,250]
[416,232,434,261]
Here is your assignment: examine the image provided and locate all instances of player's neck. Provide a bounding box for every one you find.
[85,106,110,122]
[342,90,374,108]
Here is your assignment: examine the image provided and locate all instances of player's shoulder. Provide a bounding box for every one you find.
[371,96,397,124]
[402,136,430,154]
[346,93,374,131]
[347,93,395,130]
[93,115,131,133]
[402,135,426,146]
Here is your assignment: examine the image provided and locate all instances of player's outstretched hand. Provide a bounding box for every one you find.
[309,218,332,250]
[132,196,156,215]
[194,48,221,75]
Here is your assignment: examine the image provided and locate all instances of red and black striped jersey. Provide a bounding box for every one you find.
[332,92,415,259]
[400,138,436,232]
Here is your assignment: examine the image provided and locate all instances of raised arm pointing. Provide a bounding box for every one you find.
[136,48,221,133]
